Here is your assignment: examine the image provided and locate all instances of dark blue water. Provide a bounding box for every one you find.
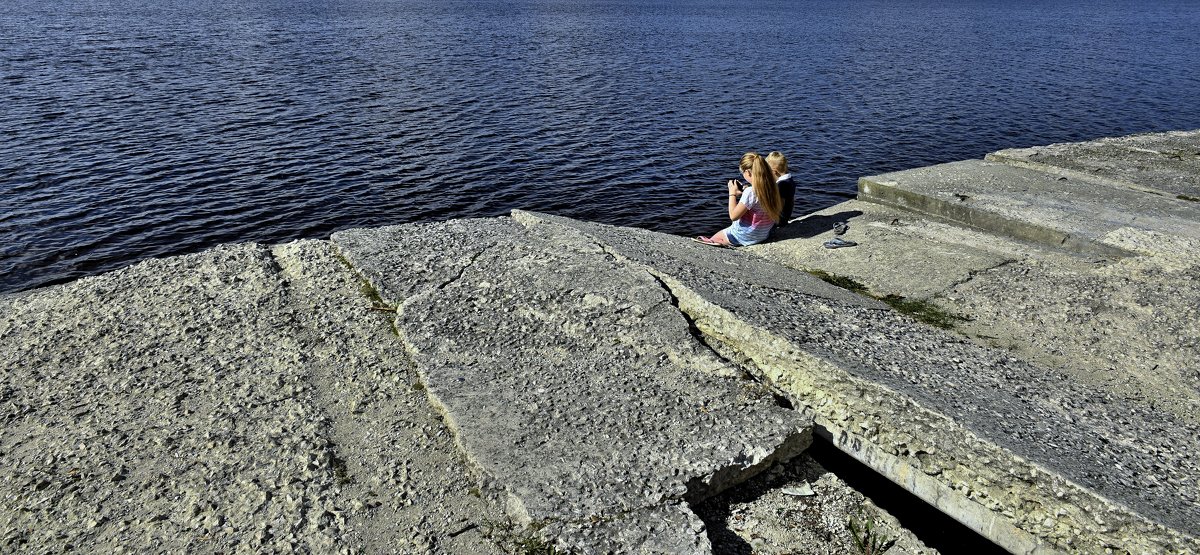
[3,0,1199,293]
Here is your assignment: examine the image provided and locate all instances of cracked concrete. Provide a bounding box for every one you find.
[739,130,1200,553]
[332,218,812,553]
[986,129,1200,198]
[516,209,1200,553]
[3,130,1197,554]
[0,241,505,554]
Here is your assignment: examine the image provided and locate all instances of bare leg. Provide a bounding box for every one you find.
[709,230,733,245]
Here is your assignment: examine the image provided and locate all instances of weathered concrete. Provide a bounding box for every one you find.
[858,159,1200,259]
[745,130,1200,553]
[693,447,937,554]
[758,200,1022,301]
[332,218,812,553]
[755,198,1200,427]
[0,241,505,553]
[986,129,1200,199]
[517,209,1200,554]
[1,222,933,554]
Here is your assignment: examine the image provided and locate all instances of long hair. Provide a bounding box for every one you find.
[739,152,782,223]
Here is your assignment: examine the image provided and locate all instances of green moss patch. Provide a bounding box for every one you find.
[805,269,870,295]
[806,270,967,330]
[878,295,967,330]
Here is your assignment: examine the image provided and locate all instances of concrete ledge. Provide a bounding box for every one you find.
[986,129,1200,199]
[857,164,1135,259]
[0,241,507,553]
[516,211,1200,554]
[859,136,1200,264]
[333,218,812,552]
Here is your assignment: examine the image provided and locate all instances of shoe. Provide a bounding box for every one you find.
[833,221,849,235]
[823,237,857,249]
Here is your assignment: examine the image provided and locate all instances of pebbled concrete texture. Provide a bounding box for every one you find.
[332,218,812,553]
[518,211,1200,554]
[744,130,1200,553]
[859,159,1200,259]
[0,241,505,554]
[755,199,1020,301]
[986,129,1200,198]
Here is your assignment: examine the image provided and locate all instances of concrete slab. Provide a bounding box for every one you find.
[0,241,504,553]
[515,211,1200,554]
[986,129,1200,199]
[750,200,1200,428]
[753,200,1020,300]
[332,218,811,553]
[511,210,886,312]
[858,159,1200,259]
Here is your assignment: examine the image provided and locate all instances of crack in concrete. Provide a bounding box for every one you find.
[941,258,1021,292]
[645,272,749,376]
[433,245,492,292]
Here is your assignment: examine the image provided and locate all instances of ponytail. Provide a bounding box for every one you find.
[739,153,782,223]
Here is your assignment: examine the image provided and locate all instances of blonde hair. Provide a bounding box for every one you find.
[766,151,788,176]
[738,152,782,223]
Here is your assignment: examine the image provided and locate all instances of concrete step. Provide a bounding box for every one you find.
[857,159,1200,259]
[514,211,1200,554]
[986,129,1200,199]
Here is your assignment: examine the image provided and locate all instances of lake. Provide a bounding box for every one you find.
[2,0,1199,293]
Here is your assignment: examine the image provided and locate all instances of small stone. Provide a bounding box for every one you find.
[781,484,815,497]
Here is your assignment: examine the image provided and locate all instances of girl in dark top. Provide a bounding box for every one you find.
[766,151,796,227]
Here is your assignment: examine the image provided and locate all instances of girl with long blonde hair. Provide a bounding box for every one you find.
[697,152,782,246]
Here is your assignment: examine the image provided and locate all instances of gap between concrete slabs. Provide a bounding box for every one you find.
[332,217,812,553]
[511,211,1200,554]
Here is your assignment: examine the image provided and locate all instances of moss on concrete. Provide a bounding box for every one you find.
[805,269,966,330]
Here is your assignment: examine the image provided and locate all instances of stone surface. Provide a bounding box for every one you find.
[0,241,504,554]
[332,218,812,553]
[858,159,1200,258]
[517,211,1200,553]
[755,200,1018,301]
[986,129,1200,198]
[694,452,937,555]
[751,199,1200,427]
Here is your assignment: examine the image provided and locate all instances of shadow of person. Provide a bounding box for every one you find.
[769,209,864,241]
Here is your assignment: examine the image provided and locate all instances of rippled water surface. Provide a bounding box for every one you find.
[3,0,1199,292]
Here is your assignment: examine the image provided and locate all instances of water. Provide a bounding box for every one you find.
[3,0,1199,293]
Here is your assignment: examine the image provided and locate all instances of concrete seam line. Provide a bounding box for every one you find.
[653,273,1194,554]
[857,178,1135,259]
[939,258,1022,292]
[325,239,473,466]
[485,209,1196,551]
[983,153,1172,198]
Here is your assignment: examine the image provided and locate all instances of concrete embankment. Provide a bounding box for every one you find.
[749,130,1200,553]
[2,130,1198,554]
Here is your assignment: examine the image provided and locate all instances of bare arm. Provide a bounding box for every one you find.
[727,180,748,220]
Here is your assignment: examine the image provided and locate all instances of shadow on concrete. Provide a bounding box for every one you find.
[691,437,1008,555]
[770,209,864,241]
[807,438,1009,555]
[691,456,823,555]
